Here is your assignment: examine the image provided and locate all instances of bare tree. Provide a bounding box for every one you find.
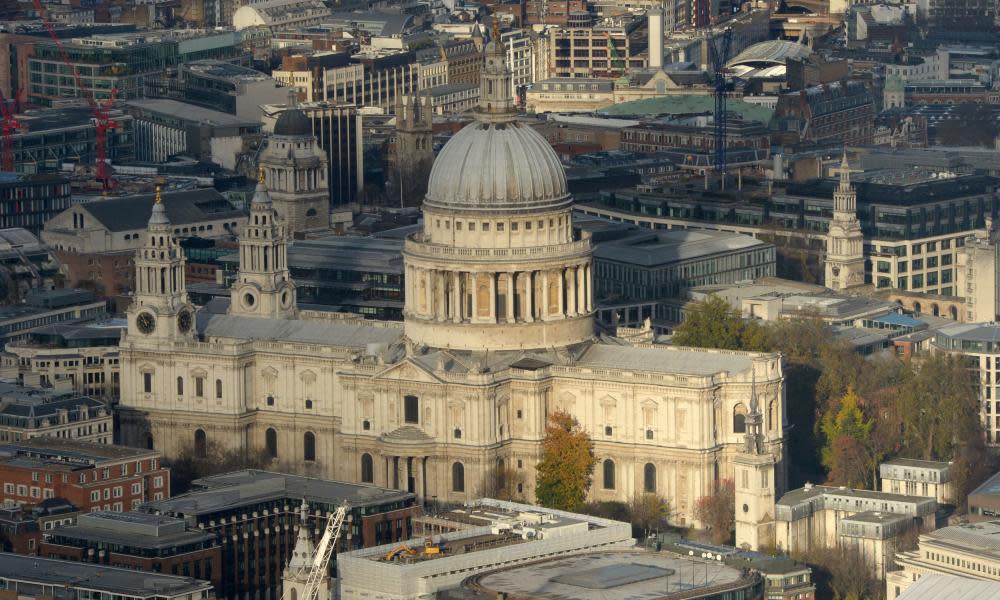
[694,479,735,545]
[480,464,524,502]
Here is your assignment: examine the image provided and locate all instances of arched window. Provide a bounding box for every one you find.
[215,379,222,399]
[603,459,615,490]
[644,463,656,493]
[306,208,317,217]
[404,395,419,424]
[303,432,316,462]
[145,433,154,450]
[913,301,922,314]
[176,376,184,395]
[291,589,297,600]
[733,404,748,434]
[361,453,374,483]
[452,462,465,492]
[194,429,206,458]
[265,428,278,458]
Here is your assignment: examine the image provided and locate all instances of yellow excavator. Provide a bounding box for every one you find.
[385,539,442,560]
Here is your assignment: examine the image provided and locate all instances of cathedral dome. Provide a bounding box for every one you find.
[273,108,312,137]
[423,120,569,213]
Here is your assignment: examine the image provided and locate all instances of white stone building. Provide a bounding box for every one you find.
[887,521,1000,599]
[117,38,787,524]
[880,458,953,505]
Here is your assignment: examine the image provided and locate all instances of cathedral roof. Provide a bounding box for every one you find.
[273,108,312,137]
[77,189,244,233]
[200,313,403,348]
[423,120,570,213]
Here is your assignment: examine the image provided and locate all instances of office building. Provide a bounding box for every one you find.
[1,319,124,401]
[0,383,111,445]
[0,437,168,510]
[124,99,262,168]
[40,512,220,589]
[548,17,648,78]
[142,470,419,600]
[0,229,61,298]
[5,107,135,176]
[149,60,289,123]
[956,232,999,323]
[887,522,1000,598]
[338,498,637,600]
[232,0,329,31]
[27,31,248,105]
[591,226,776,327]
[0,174,72,235]
[261,102,364,207]
[968,470,1000,522]
[0,289,107,346]
[933,322,1000,445]
[880,459,953,504]
[772,80,875,147]
[775,482,937,577]
[0,553,213,600]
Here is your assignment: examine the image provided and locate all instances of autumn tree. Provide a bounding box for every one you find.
[694,479,735,545]
[672,295,768,351]
[629,493,673,538]
[821,388,875,488]
[800,544,879,600]
[535,411,596,512]
[899,353,979,461]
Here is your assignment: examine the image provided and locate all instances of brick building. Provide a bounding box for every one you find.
[41,511,221,589]
[772,80,875,147]
[141,470,419,600]
[0,438,168,511]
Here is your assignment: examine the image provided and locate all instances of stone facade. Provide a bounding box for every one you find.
[118,39,788,526]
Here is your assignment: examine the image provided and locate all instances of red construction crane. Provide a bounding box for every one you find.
[0,90,22,173]
[31,0,118,189]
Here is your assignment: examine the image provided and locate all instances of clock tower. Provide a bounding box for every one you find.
[734,375,776,551]
[230,170,297,320]
[825,152,866,290]
[127,187,197,343]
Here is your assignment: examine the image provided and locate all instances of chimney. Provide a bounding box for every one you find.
[648,9,664,70]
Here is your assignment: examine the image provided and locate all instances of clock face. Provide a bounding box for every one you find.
[177,309,193,333]
[136,312,156,335]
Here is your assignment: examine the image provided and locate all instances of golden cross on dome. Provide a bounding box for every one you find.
[154,185,162,204]
[258,165,266,184]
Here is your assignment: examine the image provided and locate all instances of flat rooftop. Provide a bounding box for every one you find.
[881,458,951,470]
[471,551,748,600]
[125,99,261,127]
[0,552,212,598]
[1,437,156,463]
[145,470,413,516]
[594,229,770,267]
[46,512,214,549]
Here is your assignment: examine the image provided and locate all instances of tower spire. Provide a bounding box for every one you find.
[744,371,764,455]
[477,15,513,120]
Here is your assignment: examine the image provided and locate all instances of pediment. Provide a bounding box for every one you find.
[375,359,441,384]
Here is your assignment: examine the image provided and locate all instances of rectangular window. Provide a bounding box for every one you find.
[404,395,419,424]
[195,377,204,398]
[143,372,152,393]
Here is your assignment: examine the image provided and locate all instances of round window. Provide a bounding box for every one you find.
[742,503,749,513]
[243,292,256,308]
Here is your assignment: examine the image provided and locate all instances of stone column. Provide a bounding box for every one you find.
[489,272,497,323]
[451,271,461,322]
[567,267,577,316]
[436,271,446,321]
[586,264,593,312]
[557,267,565,317]
[524,272,534,323]
[541,270,549,319]
[414,456,424,501]
[576,265,586,314]
[506,273,515,323]
[471,272,479,322]
[397,456,408,491]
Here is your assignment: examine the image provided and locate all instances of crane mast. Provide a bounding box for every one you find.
[295,502,348,600]
[700,1,732,179]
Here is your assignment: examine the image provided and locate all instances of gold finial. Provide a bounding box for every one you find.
[258,166,266,185]
[155,185,162,204]
[491,16,501,47]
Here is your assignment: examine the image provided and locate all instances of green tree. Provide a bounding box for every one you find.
[820,388,874,488]
[899,353,979,461]
[535,411,596,511]
[672,295,767,350]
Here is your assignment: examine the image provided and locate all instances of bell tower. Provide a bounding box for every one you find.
[734,374,776,551]
[825,152,865,290]
[394,92,433,207]
[282,501,328,600]
[230,170,297,320]
[127,187,197,343]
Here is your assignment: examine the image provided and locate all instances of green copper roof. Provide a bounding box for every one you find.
[597,94,774,123]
